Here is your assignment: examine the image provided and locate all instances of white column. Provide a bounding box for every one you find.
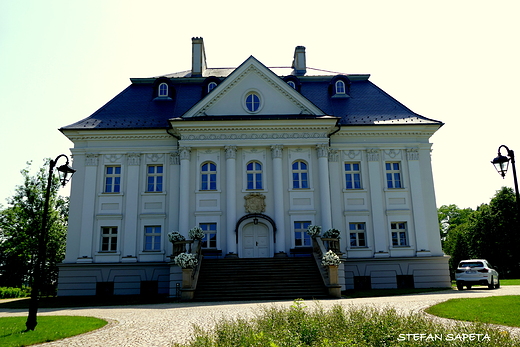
[317,144,332,231]
[366,149,389,258]
[406,148,430,256]
[225,145,237,255]
[178,147,191,236]
[122,153,141,262]
[271,145,285,253]
[77,154,98,263]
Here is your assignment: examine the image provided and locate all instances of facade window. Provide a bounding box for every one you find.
[207,82,217,93]
[385,162,402,188]
[294,221,311,247]
[287,81,296,89]
[391,222,408,247]
[335,80,346,94]
[200,223,217,248]
[345,162,361,189]
[246,161,263,189]
[144,226,161,251]
[104,166,121,193]
[201,162,217,190]
[349,223,366,247]
[101,227,118,252]
[158,83,168,97]
[292,161,309,189]
[147,165,163,192]
[245,92,261,113]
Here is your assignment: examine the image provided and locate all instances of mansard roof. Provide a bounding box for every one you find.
[61,59,442,131]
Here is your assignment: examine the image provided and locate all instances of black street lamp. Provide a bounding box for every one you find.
[26,154,75,331]
[491,145,520,215]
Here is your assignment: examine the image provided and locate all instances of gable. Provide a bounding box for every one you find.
[181,56,325,118]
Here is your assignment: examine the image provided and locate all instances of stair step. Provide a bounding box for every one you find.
[194,257,329,301]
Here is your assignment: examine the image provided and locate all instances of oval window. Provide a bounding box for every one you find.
[245,92,261,113]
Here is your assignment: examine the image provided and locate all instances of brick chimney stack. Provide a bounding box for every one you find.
[292,46,306,76]
[191,37,207,77]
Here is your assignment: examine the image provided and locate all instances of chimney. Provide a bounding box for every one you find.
[291,46,306,76]
[191,37,207,77]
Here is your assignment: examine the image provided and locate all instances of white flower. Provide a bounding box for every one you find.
[306,225,322,237]
[168,231,185,243]
[188,226,205,240]
[321,250,341,266]
[174,252,198,269]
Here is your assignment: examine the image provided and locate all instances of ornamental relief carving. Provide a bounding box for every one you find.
[406,148,420,161]
[85,153,99,166]
[105,154,123,163]
[127,153,141,166]
[366,149,380,162]
[182,132,327,141]
[383,149,401,160]
[344,150,361,160]
[146,153,164,163]
[244,193,266,214]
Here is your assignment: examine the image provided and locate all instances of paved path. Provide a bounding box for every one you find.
[1,286,519,346]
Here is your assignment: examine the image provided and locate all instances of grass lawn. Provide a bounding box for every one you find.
[426,295,520,327]
[500,279,520,286]
[0,316,107,347]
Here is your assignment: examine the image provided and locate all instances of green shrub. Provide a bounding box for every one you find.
[0,287,30,299]
[175,299,520,347]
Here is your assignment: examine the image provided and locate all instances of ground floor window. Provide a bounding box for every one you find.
[294,221,311,247]
[144,226,161,251]
[200,223,217,248]
[101,227,118,252]
[391,222,408,246]
[349,222,366,247]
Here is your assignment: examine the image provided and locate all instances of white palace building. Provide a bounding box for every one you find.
[57,38,451,299]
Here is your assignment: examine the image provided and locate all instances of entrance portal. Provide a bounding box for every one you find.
[241,222,270,258]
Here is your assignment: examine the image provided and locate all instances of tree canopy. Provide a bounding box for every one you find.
[439,187,520,277]
[0,160,69,293]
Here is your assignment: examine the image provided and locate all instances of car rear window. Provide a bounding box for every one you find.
[459,262,484,268]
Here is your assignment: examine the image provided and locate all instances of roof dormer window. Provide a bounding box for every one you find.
[158,83,168,97]
[287,81,296,89]
[335,80,346,94]
[208,82,217,93]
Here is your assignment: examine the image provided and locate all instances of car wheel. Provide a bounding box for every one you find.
[466,285,472,289]
[488,276,494,289]
[495,279,500,289]
[456,281,464,290]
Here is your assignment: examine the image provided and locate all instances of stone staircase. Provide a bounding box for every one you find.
[194,257,329,301]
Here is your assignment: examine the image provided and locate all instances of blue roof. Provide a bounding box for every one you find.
[61,68,442,131]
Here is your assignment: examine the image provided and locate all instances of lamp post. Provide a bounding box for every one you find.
[491,145,520,216]
[26,154,75,331]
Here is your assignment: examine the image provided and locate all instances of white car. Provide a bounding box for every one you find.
[455,259,500,290]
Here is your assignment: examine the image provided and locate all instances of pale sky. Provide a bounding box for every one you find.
[1,0,519,210]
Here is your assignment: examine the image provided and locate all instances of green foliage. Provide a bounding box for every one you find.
[439,187,520,277]
[174,300,520,346]
[0,287,30,298]
[426,296,520,328]
[0,160,69,293]
[0,316,107,347]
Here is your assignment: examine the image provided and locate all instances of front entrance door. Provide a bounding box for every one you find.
[242,222,270,258]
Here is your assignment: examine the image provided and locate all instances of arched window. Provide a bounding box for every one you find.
[200,162,217,190]
[245,92,261,113]
[158,83,168,97]
[335,80,346,94]
[287,81,296,89]
[246,161,263,190]
[292,161,309,189]
[207,82,217,93]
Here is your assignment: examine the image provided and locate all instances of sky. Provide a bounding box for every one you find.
[1,0,519,210]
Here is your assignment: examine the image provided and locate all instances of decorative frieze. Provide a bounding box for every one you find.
[270,145,283,159]
[146,154,164,162]
[105,154,123,163]
[169,151,180,165]
[345,150,361,160]
[366,149,380,162]
[127,153,141,166]
[224,145,237,159]
[406,148,420,161]
[384,149,401,159]
[85,153,99,166]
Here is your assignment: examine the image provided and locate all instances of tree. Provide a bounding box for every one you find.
[0,160,69,293]
[438,204,474,271]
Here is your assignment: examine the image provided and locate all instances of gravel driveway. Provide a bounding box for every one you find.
[1,286,519,346]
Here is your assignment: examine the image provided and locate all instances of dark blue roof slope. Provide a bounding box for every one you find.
[61,70,442,131]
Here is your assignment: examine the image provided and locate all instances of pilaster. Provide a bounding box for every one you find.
[317,144,332,230]
[225,145,237,254]
[271,145,285,253]
[178,147,191,236]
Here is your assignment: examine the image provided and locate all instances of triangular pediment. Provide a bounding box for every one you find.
[181,56,325,118]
